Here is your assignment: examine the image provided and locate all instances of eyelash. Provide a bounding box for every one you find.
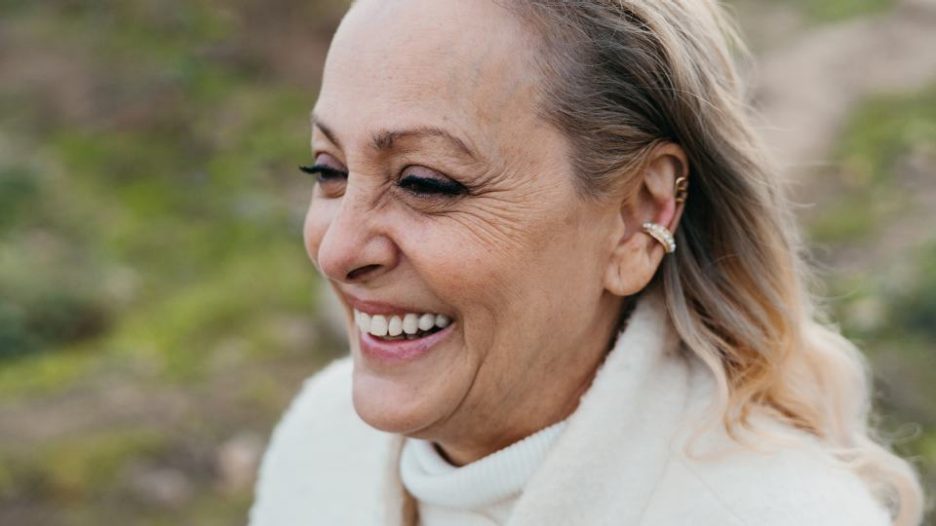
[298,164,468,198]
[299,164,345,182]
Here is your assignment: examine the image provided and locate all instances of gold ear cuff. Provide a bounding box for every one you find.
[642,177,685,255]
[675,176,689,204]
[642,222,676,254]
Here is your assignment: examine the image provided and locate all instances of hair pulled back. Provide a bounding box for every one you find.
[505,1,924,523]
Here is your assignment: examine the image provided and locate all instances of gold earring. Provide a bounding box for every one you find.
[675,176,689,204]
[642,222,676,254]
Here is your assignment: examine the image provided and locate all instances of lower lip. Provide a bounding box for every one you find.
[359,323,455,364]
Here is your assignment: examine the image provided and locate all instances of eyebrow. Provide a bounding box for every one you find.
[310,114,345,151]
[310,113,479,161]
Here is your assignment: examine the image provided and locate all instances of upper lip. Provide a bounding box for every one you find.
[339,290,452,318]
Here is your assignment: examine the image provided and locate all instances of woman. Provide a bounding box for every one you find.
[250,0,924,524]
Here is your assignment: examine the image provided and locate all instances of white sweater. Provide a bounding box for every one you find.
[400,420,568,525]
[249,290,892,526]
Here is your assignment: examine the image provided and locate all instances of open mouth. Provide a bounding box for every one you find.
[354,310,452,342]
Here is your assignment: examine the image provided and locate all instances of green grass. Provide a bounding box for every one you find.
[0,427,168,502]
[0,424,256,525]
[821,241,936,518]
[810,85,936,243]
[108,242,317,381]
[0,0,320,393]
[836,87,936,184]
[889,244,936,341]
[0,1,338,523]
[810,192,892,243]
[780,0,894,23]
[0,240,317,399]
[808,85,936,517]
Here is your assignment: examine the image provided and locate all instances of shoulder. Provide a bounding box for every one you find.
[644,423,892,526]
[268,357,356,431]
[257,357,363,462]
[249,357,394,525]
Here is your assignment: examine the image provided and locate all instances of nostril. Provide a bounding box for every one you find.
[347,264,381,281]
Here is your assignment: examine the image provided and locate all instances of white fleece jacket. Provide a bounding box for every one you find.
[249,290,892,526]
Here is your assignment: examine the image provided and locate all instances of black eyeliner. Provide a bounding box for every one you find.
[398,175,468,197]
[299,164,346,178]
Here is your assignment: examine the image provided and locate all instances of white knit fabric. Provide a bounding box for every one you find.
[400,420,567,525]
[249,288,893,526]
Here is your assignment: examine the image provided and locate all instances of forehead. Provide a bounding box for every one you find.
[315,0,545,150]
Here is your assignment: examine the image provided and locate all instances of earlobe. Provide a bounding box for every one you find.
[603,230,659,297]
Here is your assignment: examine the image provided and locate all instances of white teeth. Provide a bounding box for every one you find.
[388,315,403,337]
[354,309,452,338]
[369,315,389,337]
[355,311,371,332]
[402,314,419,335]
[418,313,435,332]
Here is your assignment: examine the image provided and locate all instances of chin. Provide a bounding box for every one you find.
[350,364,448,435]
[345,317,473,436]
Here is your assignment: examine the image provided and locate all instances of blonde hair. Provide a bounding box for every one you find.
[506,1,924,523]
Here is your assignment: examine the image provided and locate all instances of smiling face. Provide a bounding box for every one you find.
[303,0,633,464]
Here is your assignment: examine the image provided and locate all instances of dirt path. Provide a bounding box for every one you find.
[751,0,936,183]
[742,0,936,277]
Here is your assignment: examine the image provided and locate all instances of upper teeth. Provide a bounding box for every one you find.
[354,309,451,337]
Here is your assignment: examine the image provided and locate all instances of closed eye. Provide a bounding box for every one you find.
[397,166,468,198]
[299,164,348,182]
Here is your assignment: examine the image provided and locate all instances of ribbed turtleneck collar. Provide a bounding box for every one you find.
[399,419,568,517]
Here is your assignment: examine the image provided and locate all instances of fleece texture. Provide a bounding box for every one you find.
[249,290,892,526]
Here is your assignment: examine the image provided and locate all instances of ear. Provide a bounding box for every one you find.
[603,143,689,296]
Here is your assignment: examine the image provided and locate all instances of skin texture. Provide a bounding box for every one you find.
[304,0,687,466]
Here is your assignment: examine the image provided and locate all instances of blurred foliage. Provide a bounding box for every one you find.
[780,0,893,22]
[0,0,933,524]
[0,0,344,523]
[814,85,936,507]
[0,428,168,501]
[828,242,936,508]
[0,0,329,385]
[892,245,936,340]
[810,86,936,243]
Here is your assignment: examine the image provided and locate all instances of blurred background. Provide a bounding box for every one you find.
[0,0,933,524]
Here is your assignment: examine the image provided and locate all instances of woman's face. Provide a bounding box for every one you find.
[304,0,628,461]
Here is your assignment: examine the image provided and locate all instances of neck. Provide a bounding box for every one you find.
[434,382,588,467]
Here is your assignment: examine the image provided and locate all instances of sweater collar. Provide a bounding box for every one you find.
[399,418,568,510]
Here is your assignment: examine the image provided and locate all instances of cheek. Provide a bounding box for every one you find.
[416,210,605,325]
[398,213,547,326]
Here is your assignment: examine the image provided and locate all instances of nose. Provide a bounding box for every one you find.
[309,187,399,284]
